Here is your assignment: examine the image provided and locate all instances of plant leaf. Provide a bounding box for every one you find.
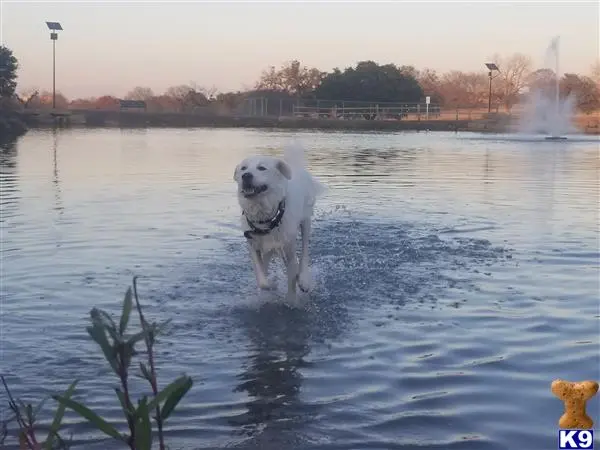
[45,379,78,450]
[154,318,172,337]
[160,376,193,421]
[33,395,51,422]
[119,287,133,336]
[139,362,152,383]
[52,395,124,441]
[91,308,117,331]
[146,375,190,412]
[86,324,118,374]
[134,397,152,450]
[126,329,150,351]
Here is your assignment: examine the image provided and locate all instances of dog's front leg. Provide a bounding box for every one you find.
[297,219,312,292]
[283,243,300,303]
[248,244,272,290]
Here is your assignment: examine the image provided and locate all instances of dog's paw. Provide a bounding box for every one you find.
[258,277,276,290]
[297,270,312,293]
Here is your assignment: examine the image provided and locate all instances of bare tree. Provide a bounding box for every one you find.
[16,87,39,108]
[417,68,443,103]
[527,68,556,93]
[125,86,154,101]
[490,52,533,111]
[165,84,195,111]
[561,73,600,114]
[256,66,283,91]
[164,84,210,112]
[438,71,488,108]
[256,60,324,97]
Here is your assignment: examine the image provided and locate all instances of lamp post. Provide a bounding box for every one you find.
[485,62,499,113]
[45,21,63,109]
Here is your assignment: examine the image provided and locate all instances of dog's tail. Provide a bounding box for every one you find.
[283,140,309,169]
[284,140,327,197]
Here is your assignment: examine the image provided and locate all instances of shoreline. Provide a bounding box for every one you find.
[0,110,29,144]
[16,109,600,135]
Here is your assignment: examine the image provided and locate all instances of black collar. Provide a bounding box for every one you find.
[243,199,286,239]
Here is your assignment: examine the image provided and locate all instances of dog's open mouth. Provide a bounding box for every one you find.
[241,184,268,198]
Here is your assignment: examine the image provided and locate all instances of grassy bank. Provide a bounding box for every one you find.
[19,108,600,134]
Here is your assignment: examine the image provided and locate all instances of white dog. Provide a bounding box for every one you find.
[233,143,324,303]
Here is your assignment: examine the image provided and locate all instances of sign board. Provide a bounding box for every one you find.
[425,96,431,105]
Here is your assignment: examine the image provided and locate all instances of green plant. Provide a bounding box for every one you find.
[1,376,77,449]
[1,276,193,450]
[53,276,193,450]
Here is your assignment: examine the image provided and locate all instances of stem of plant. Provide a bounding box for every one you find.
[1,376,38,450]
[132,276,165,450]
[118,354,136,449]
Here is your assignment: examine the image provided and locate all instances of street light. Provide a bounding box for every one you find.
[45,21,63,109]
[485,62,499,113]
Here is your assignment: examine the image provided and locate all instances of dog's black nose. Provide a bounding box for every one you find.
[242,172,253,181]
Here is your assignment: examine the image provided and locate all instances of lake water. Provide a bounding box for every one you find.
[1,128,599,450]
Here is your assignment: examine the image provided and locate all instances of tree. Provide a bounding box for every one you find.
[314,61,423,103]
[437,71,488,108]
[490,52,533,111]
[95,95,120,110]
[215,91,244,110]
[416,68,444,104]
[28,90,69,109]
[560,73,600,114]
[399,65,419,79]
[17,87,39,108]
[527,68,557,94]
[70,97,97,109]
[164,84,209,111]
[146,95,179,112]
[256,60,324,97]
[125,86,154,101]
[0,45,18,99]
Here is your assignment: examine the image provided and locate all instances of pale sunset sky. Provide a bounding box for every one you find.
[1,0,598,99]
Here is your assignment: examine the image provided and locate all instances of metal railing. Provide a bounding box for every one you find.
[239,97,442,120]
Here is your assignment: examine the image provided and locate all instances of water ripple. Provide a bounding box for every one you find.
[1,129,598,450]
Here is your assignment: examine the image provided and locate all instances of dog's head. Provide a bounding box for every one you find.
[233,156,292,203]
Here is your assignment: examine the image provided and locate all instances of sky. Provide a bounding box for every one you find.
[1,0,599,99]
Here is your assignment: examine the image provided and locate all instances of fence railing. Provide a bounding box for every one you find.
[292,104,441,120]
[239,97,443,120]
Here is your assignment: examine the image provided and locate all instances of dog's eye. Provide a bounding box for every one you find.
[241,166,247,171]
[257,165,266,171]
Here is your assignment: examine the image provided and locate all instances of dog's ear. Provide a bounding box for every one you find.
[233,164,239,182]
[276,159,292,180]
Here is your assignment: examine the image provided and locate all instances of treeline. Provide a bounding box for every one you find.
[9,54,600,115]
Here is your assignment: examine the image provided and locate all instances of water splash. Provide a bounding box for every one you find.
[518,36,578,138]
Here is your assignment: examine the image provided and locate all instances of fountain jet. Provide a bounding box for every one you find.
[518,36,576,139]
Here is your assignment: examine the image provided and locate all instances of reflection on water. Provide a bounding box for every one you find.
[1,128,598,450]
[230,303,315,447]
[0,138,19,225]
[52,129,64,215]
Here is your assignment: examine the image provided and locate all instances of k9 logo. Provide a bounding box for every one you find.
[558,430,595,449]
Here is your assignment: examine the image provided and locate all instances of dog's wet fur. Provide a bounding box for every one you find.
[233,143,325,304]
